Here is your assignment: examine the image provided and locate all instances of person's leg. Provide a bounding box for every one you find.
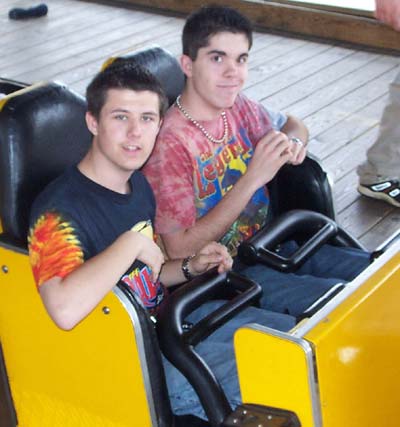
[234,242,370,317]
[237,262,338,317]
[187,300,295,344]
[280,241,371,281]
[164,301,295,419]
[357,71,400,206]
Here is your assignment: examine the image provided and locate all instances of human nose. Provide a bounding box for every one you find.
[223,58,239,76]
[127,117,141,137]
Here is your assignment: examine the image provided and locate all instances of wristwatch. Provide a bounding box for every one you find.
[181,255,195,281]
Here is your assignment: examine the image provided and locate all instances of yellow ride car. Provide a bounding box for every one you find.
[0,48,399,427]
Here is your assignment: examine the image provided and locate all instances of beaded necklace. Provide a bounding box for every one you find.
[175,95,229,144]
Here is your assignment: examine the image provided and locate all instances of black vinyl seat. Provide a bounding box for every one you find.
[0,82,91,247]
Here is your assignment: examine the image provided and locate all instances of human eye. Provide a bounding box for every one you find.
[238,55,248,64]
[211,54,223,63]
[114,114,128,121]
[142,114,156,122]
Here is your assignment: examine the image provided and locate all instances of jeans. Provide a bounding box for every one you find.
[235,241,371,317]
[163,301,295,419]
[164,242,370,419]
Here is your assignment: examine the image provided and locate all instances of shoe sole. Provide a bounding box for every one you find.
[358,185,400,208]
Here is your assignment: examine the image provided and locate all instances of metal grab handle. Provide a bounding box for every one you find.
[157,268,262,427]
[238,209,364,272]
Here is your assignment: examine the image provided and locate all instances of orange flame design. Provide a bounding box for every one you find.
[28,212,84,287]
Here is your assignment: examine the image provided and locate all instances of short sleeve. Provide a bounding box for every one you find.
[262,105,288,130]
[235,94,287,144]
[28,211,84,287]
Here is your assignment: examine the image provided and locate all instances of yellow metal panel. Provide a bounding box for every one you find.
[305,249,400,427]
[0,246,152,426]
[234,327,316,427]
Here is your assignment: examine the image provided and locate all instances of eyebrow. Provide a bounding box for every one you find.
[206,50,249,60]
[207,49,226,56]
[110,108,129,114]
[142,111,159,117]
[110,108,158,116]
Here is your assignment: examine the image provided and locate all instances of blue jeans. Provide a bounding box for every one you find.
[235,242,371,317]
[164,242,370,419]
[163,301,295,419]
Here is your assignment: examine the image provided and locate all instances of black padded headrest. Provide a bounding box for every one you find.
[103,45,184,106]
[0,82,91,246]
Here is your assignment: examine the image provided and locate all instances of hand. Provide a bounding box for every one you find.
[375,0,400,31]
[130,231,165,281]
[245,130,292,189]
[287,137,307,165]
[189,242,233,276]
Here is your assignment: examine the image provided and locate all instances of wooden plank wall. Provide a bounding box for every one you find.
[0,0,399,249]
[114,0,400,53]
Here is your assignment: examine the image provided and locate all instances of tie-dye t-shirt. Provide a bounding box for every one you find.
[143,93,286,255]
[28,167,166,313]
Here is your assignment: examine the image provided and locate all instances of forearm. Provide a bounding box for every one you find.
[160,259,186,286]
[40,231,141,330]
[160,241,233,285]
[282,115,309,145]
[162,174,259,258]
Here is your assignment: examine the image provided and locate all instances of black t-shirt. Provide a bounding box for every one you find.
[28,166,166,312]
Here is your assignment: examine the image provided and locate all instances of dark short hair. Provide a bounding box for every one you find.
[86,62,168,119]
[182,5,253,60]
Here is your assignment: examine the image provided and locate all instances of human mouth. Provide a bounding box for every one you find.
[217,84,241,94]
[123,144,141,152]
[218,82,241,89]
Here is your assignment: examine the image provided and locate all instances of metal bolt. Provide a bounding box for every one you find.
[1,265,8,273]
[102,306,110,315]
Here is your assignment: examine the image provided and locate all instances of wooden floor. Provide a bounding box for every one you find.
[1,0,399,250]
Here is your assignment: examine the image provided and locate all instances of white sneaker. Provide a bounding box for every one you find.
[358,180,400,208]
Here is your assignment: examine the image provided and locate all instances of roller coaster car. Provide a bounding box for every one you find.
[0,48,399,427]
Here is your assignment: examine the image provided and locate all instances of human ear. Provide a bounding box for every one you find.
[180,55,193,78]
[85,111,98,136]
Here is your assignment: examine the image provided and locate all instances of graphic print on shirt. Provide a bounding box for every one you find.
[120,219,164,310]
[120,265,164,309]
[194,128,269,254]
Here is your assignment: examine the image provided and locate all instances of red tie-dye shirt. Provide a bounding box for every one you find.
[144,94,285,255]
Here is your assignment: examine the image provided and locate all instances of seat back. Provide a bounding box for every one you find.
[103,45,185,107]
[269,155,335,220]
[0,82,91,246]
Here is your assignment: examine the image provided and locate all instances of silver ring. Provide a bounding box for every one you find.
[290,137,304,147]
